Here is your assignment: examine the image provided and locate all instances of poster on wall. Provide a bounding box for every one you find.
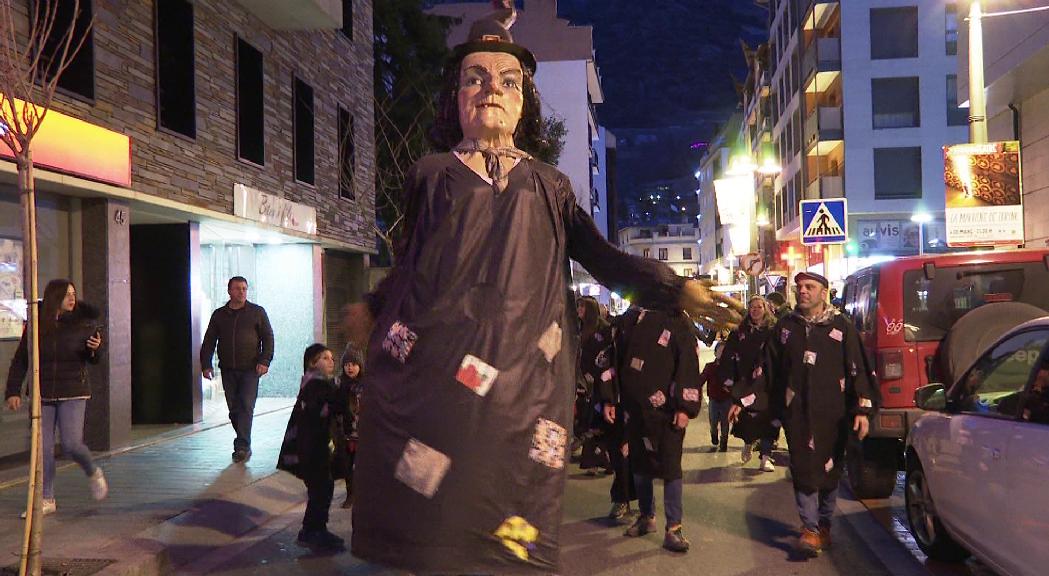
[0,239,26,339]
[944,141,1023,247]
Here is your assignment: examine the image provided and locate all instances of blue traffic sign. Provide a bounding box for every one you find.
[800,198,847,245]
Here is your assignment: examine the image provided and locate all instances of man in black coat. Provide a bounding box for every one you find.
[761,272,878,557]
[602,307,703,553]
[200,276,275,463]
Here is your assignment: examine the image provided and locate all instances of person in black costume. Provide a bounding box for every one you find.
[725,296,779,472]
[344,2,743,573]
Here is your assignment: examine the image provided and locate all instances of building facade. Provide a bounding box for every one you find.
[0,0,374,457]
[764,0,967,286]
[696,115,739,277]
[958,0,1049,247]
[617,224,700,280]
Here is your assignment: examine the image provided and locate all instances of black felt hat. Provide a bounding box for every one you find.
[449,0,537,74]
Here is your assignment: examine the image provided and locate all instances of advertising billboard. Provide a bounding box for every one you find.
[943,141,1023,247]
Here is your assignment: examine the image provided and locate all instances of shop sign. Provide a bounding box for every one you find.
[713,175,755,256]
[943,141,1023,247]
[233,184,317,235]
[857,219,946,252]
[0,94,131,187]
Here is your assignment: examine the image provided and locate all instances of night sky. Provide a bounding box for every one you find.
[425,1,770,219]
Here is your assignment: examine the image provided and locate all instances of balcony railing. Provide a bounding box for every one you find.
[804,106,843,151]
[801,37,841,84]
[806,175,843,200]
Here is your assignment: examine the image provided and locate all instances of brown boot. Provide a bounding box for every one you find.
[819,525,832,550]
[796,528,821,557]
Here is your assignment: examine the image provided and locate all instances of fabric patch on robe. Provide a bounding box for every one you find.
[528,418,567,469]
[394,439,451,499]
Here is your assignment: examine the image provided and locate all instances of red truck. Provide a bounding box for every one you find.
[841,248,1049,498]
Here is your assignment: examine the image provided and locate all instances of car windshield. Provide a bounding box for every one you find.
[902,262,1049,342]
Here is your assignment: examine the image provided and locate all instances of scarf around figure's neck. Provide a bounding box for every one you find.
[454,139,532,192]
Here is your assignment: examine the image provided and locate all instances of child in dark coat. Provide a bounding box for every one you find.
[277,343,345,550]
[336,346,364,508]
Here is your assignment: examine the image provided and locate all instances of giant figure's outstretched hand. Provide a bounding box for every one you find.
[680,278,745,332]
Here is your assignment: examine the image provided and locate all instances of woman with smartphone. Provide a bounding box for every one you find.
[5,279,109,517]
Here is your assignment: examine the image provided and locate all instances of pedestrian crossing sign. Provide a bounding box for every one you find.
[800,199,847,245]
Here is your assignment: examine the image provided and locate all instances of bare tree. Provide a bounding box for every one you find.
[371,82,436,261]
[0,1,91,574]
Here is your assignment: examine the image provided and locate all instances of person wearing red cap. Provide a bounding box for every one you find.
[753,271,879,558]
[344,2,744,573]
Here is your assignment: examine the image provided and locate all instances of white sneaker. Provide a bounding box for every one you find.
[90,468,109,501]
[760,457,775,472]
[20,498,56,519]
[740,443,753,464]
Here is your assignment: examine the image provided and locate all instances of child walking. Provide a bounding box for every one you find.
[336,347,364,508]
[277,343,345,551]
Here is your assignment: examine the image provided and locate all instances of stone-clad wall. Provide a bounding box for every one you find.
[43,0,376,251]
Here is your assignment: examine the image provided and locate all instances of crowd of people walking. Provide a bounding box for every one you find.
[571,270,878,558]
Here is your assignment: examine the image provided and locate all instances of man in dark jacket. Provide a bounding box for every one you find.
[761,272,878,557]
[200,276,274,462]
[602,307,703,553]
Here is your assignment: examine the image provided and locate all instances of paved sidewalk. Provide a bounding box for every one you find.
[0,406,304,575]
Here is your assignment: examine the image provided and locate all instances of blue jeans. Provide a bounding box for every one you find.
[635,474,683,527]
[221,369,260,451]
[42,399,97,500]
[708,398,732,445]
[794,486,838,532]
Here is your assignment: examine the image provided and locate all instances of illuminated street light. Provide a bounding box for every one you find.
[911,212,933,256]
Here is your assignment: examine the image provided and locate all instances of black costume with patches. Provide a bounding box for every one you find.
[604,308,702,481]
[761,307,878,493]
[351,154,684,574]
[721,321,777,443]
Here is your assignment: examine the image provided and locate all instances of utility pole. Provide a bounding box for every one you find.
[968,1,988,144]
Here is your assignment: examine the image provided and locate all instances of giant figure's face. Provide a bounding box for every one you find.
[457,52,524,141]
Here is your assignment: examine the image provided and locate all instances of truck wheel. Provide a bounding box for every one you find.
[846,437,898,499]
[905,457,969,561]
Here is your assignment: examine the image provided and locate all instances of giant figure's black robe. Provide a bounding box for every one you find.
[351,153,685,574]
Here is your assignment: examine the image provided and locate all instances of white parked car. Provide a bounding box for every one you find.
[906,316,1049,576]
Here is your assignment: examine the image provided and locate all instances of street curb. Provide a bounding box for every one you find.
[837,482,929,576]
[0,405,293,491]
[92,470,306,576]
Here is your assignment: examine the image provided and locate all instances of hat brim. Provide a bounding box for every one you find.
[451,41,537,74]
[794,272,829,289]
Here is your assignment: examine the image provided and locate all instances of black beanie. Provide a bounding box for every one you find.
[303,343,331,372]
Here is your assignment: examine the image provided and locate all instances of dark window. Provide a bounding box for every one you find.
[872,77,920,129]
[236,37,264,165]
[952,329,1049,417]
[903,263,1049,342]
[946,75,968,126]
[874,147,922,199]
[35,0,94,100]
[155,0,195,138]
[870,7,919,59]
[946,4,959,56]
[338,106,355,199]
[642,248,651,259]
[1021,355,1049,424]
[341,0,353,40]
[658,248,668,261]
[682,247,692,260]
[293,77,315,185]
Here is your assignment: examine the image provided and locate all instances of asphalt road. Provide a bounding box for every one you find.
[184,413,981,576]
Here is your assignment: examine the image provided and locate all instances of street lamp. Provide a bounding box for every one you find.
[911,212,933,256]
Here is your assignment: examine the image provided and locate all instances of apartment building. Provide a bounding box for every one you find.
[766,0,968,281]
